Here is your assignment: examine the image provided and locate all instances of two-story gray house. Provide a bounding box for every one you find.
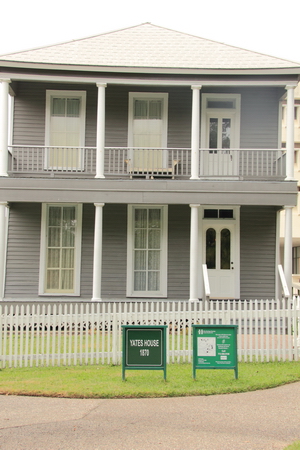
[0,23,299,302]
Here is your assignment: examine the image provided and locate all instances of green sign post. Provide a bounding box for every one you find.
[192,325,238,379]
[122,325,167,381]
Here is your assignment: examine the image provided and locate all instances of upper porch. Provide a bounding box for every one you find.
[0,77,297,184]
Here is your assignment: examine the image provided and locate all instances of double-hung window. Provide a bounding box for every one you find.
[127,205,168,297]
[39,204,82,295]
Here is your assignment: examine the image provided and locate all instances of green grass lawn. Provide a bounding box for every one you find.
[284,442,300,450]
[0,361,299,399]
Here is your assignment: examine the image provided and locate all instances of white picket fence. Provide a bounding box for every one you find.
[1,298,299,368]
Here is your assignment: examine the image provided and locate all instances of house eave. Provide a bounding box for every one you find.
[0,60,300,77]
[0,71,299,88]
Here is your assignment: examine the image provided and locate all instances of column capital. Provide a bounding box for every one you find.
[0,78,11,84]
[191,85,202,90]
[189,204,200,208]
[94,203,105,208]
[285,84,296,91]
[96,82,107,88]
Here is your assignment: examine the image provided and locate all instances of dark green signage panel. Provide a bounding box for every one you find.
[122,325,167,380]
[192,325,238,379]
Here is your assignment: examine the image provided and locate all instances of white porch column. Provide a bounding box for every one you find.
[190,85,201,180]
[285,85,295,181]
[284,205,293,298]
[0,202,8,299]
[0,79,10,177]
[95,83,107,179]
[92,203,105,301]
[189,204,200,301]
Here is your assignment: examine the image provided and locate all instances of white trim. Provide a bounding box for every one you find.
[126,205,168,298]
[39,203,82,296]
[45,90,86,170]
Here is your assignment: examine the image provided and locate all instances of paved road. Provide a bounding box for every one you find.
[0,382,299,450]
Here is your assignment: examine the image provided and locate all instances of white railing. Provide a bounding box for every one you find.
[199,148,286,179]
[9,146,96,175]
[278,265,290,299]
[8,146,286,180]
[202,264,210,300]
[1,299,299,368]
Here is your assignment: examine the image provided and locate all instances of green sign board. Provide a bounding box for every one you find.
[122,325,167,380]
[192,325,238,379]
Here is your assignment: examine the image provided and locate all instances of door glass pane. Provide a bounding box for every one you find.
[221,228,231,269]
[149,100,162,119]
[206,228,216,269]
[67,98,80,117]
[209,118,218,149]
[222,119,231,149]
[52,98,65,116]
[134,100,148,119]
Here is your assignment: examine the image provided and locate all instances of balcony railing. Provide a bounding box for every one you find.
[8,146,286,180]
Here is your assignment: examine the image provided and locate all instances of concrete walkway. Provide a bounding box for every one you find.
[0,382,299,450]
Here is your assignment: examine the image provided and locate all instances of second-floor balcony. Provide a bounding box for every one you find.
[8,146,286,181]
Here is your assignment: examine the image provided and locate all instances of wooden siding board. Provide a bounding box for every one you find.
[240,205,278,299]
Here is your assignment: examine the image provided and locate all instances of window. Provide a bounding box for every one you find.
[39,204,82,295]
[128,93,168,171]
[127,205,168,297]
[45,90,86,170]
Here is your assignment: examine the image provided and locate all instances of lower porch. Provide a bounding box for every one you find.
[3,203,282,302]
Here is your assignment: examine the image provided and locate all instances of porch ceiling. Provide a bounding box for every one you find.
[0,178,297,207]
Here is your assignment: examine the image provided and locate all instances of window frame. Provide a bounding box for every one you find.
[126,205,168,298]
[128,92,168,147]
[45,90,86,170]
[39,203,83,296]
[201,93,241,149]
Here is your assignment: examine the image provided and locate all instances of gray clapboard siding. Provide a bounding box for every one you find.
[240,205,278,299]
[5,203,41,297]
[167,205,190,298]
[240,87,283,149]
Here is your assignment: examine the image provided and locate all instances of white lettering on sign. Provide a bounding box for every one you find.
[140,349,150,356]
[130,339,143,347]
[143,339,159,347]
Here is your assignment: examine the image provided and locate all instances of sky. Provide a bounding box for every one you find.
[0,0,299,63]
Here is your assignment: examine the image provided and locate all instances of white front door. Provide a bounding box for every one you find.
[201,208,240,299]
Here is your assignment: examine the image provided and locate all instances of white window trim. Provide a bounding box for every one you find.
[45,90,86,170]
[200,93,241,149]
[39,203,83,296]
[126,205,168,298]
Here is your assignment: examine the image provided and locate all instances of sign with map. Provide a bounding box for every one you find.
[192,325,238,379]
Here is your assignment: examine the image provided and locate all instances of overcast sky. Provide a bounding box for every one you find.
[1,0,299,63]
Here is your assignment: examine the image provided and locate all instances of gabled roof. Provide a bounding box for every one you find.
[0,23,299,74]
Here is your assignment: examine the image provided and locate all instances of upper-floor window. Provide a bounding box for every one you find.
[128,92,168,171]
[45,90,86,170]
